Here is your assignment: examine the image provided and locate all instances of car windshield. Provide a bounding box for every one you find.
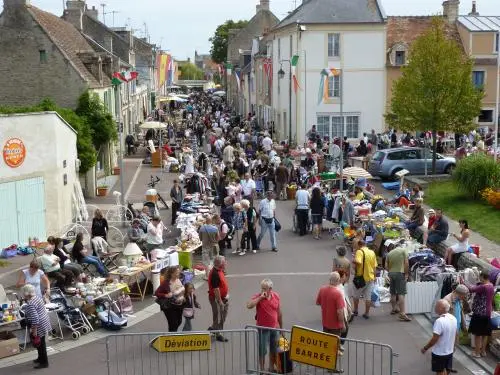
[372,151,385,161]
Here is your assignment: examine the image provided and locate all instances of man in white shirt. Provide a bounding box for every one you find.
[421,299,457,375]
[257,191,278,252]
[146,216,164,252]
[295,184,310,236]
[241,173,256,204]
[223,143,235,164]
[262,135,273,152]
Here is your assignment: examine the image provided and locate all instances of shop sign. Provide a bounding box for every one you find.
[2,138,26,168]
[150,333,211,353]
[289,325,339,370]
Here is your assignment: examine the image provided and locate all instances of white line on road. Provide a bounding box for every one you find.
[226,272,330,278]
[124,161,142,201]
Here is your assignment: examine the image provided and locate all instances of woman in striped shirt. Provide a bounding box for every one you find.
[22,284,51,369]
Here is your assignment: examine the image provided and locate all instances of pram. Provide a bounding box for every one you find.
[255,176,265,198]
[49,288,93,340]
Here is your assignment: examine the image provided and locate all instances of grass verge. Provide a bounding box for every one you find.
[425,180,500,243]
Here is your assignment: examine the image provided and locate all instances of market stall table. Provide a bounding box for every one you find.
[109,263,154,301]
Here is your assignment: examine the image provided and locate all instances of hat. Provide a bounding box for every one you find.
[455,284,468,295]
[428,209,435,214]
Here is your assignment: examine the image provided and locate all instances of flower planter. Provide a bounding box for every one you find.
[113,167,121,175]
[96,187,109,197]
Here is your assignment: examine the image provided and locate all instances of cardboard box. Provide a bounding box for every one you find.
[0,332,20,359]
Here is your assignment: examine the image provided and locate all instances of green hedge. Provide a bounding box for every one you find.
[453,154,500,199]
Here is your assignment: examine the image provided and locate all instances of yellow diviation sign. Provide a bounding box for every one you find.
[150,333,211,353]
[289,325,339,370]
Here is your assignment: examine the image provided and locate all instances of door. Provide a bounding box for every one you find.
[0,181,19,247]
[402,149,421,174]
[0,177,46,248]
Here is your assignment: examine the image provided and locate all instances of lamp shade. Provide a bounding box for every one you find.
[123,242,143,256]
[277,68,285,79]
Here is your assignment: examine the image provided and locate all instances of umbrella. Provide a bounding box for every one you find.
[140,122,167,130]
[213,91,226,97]
[341,167,373,179]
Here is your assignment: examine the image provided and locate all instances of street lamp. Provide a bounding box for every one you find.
[278,60,292,144]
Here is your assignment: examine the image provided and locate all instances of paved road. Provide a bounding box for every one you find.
[4,163,479,374]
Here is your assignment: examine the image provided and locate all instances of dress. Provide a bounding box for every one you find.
[450,232,469,254]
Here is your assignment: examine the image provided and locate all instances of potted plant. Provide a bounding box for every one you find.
[97,177,109,197]
[113,166,121,175]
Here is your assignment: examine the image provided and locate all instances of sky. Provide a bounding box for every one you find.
[1,0,498,60]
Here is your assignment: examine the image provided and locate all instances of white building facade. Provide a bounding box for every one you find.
[270,0,387,144]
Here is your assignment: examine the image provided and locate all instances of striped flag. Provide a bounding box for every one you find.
[234,70,241,91]
[112,71,138,85]
[317,68,341,104]
[291,55,300,93]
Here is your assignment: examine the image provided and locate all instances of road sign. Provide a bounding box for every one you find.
[289,325,339,370]
[150,333,211,353]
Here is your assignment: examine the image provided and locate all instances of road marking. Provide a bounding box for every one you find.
[124,161,142,201]
[226,272,330,279]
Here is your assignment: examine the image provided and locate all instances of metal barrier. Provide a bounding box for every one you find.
[105,329,259,375]
[245,325,396,375]
[105,327,396,375]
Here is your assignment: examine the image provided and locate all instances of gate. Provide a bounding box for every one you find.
[106,327,395,375]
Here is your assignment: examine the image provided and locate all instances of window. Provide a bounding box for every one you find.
[404,150,421,159]
[316,116,330,137]
[331,116,343,138]
[478,110,493,123]
[472,71,485,89]
[395,50,406,66]
[328,33,340,58]
[39,49,47,63]
[345,116,359,138]
[327,76,340,98]
[387,151,404,160]
[495,33,499,53]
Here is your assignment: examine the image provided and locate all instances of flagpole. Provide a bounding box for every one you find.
[494,30,499,162]
[339,69,344,192]
[114,83,125,217]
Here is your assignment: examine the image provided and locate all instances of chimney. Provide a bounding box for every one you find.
[442,0,460,23]
[66,0,85,11]
[85,5,98,20]
[3,0,30,7]
[63,7,83,31]
[260,0,270,11]
[103,35,113,53]
[468,1,479,16]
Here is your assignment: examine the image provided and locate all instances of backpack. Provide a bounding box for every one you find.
[221,221,235,240]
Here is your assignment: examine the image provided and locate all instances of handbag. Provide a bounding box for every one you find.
[155,297,173,311]
[183,307,194,318]
[274,218,282,232]
[276,335,293,373]
[31,334,41,348]
[352,249,366,289]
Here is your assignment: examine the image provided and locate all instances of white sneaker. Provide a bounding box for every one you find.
[239,251,246,256]
[252,250,257,254]
[231,249,239,254]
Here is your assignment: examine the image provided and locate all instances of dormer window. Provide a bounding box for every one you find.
[395,51,406,66]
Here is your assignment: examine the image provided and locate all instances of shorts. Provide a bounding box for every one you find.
[431,353,453,372]
[258,328,279,358]
[388,272,407,296]
[311,214,323,225]
[351,280,375,300]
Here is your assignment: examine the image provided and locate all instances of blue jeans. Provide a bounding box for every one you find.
[405,221,419,231]
[427,231,447,245]
[257,218,277,250]
[82,256,107,276]
[182,317,192,331]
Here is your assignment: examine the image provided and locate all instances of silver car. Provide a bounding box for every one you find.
[368,147,456,179]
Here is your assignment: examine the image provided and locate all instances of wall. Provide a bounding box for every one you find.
[0,6,88,109]
[272,24,386,143]
[471,32,496,55]
[0,112,79,236]
[456,22,471,54]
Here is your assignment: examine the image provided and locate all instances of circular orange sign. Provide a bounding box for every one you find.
[3,138,26,168]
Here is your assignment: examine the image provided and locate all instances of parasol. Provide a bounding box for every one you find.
[342,167,373,179]
[139,122,167,130]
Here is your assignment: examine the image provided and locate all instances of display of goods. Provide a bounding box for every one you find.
[383,229,401,239]
[320,172,337,180]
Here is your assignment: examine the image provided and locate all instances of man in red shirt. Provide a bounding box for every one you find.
[247,279,283,372]
[316,272,346,336]
[208,255,229,342]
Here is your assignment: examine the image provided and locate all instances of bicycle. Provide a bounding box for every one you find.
[105,191,134,224]
[145,176,169,213]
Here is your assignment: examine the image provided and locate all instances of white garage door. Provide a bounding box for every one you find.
[0,177,46,249]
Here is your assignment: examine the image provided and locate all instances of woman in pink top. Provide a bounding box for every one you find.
[247,279,282,372]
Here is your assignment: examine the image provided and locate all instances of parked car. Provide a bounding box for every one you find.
[368,147,456,179]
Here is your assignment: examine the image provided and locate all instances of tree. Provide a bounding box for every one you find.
[209,19,249,64]
[178,62,204,80]
[0,98,96,173]
[386,17,483,174]
[75,91,117,152]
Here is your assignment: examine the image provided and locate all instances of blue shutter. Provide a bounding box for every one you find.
[15,177,46,244]
[0,181,19,247]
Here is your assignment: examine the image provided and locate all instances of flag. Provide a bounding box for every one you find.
[112,71,138,85]
[167,57,174,86]
[291,55,302,93]
[234,70,241,92]
[263,58,272,87]
[317,68,341,104]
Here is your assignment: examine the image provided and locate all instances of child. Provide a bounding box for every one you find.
[182,283,200,331]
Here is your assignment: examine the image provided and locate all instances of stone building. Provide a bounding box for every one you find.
[226,0,279,114]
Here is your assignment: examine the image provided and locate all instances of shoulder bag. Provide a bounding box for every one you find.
[352,249,366,289]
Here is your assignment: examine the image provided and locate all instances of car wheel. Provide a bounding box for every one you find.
[444,164,455,175]
[391,169,402,181]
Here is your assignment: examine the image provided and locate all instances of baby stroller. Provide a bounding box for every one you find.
[255,176,265,198]
[95,296,128,331]
[49,288,93,340]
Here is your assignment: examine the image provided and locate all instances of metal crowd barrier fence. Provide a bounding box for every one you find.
[105,329,259,375]
[105,326,396,375]
[244,325,396,375]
